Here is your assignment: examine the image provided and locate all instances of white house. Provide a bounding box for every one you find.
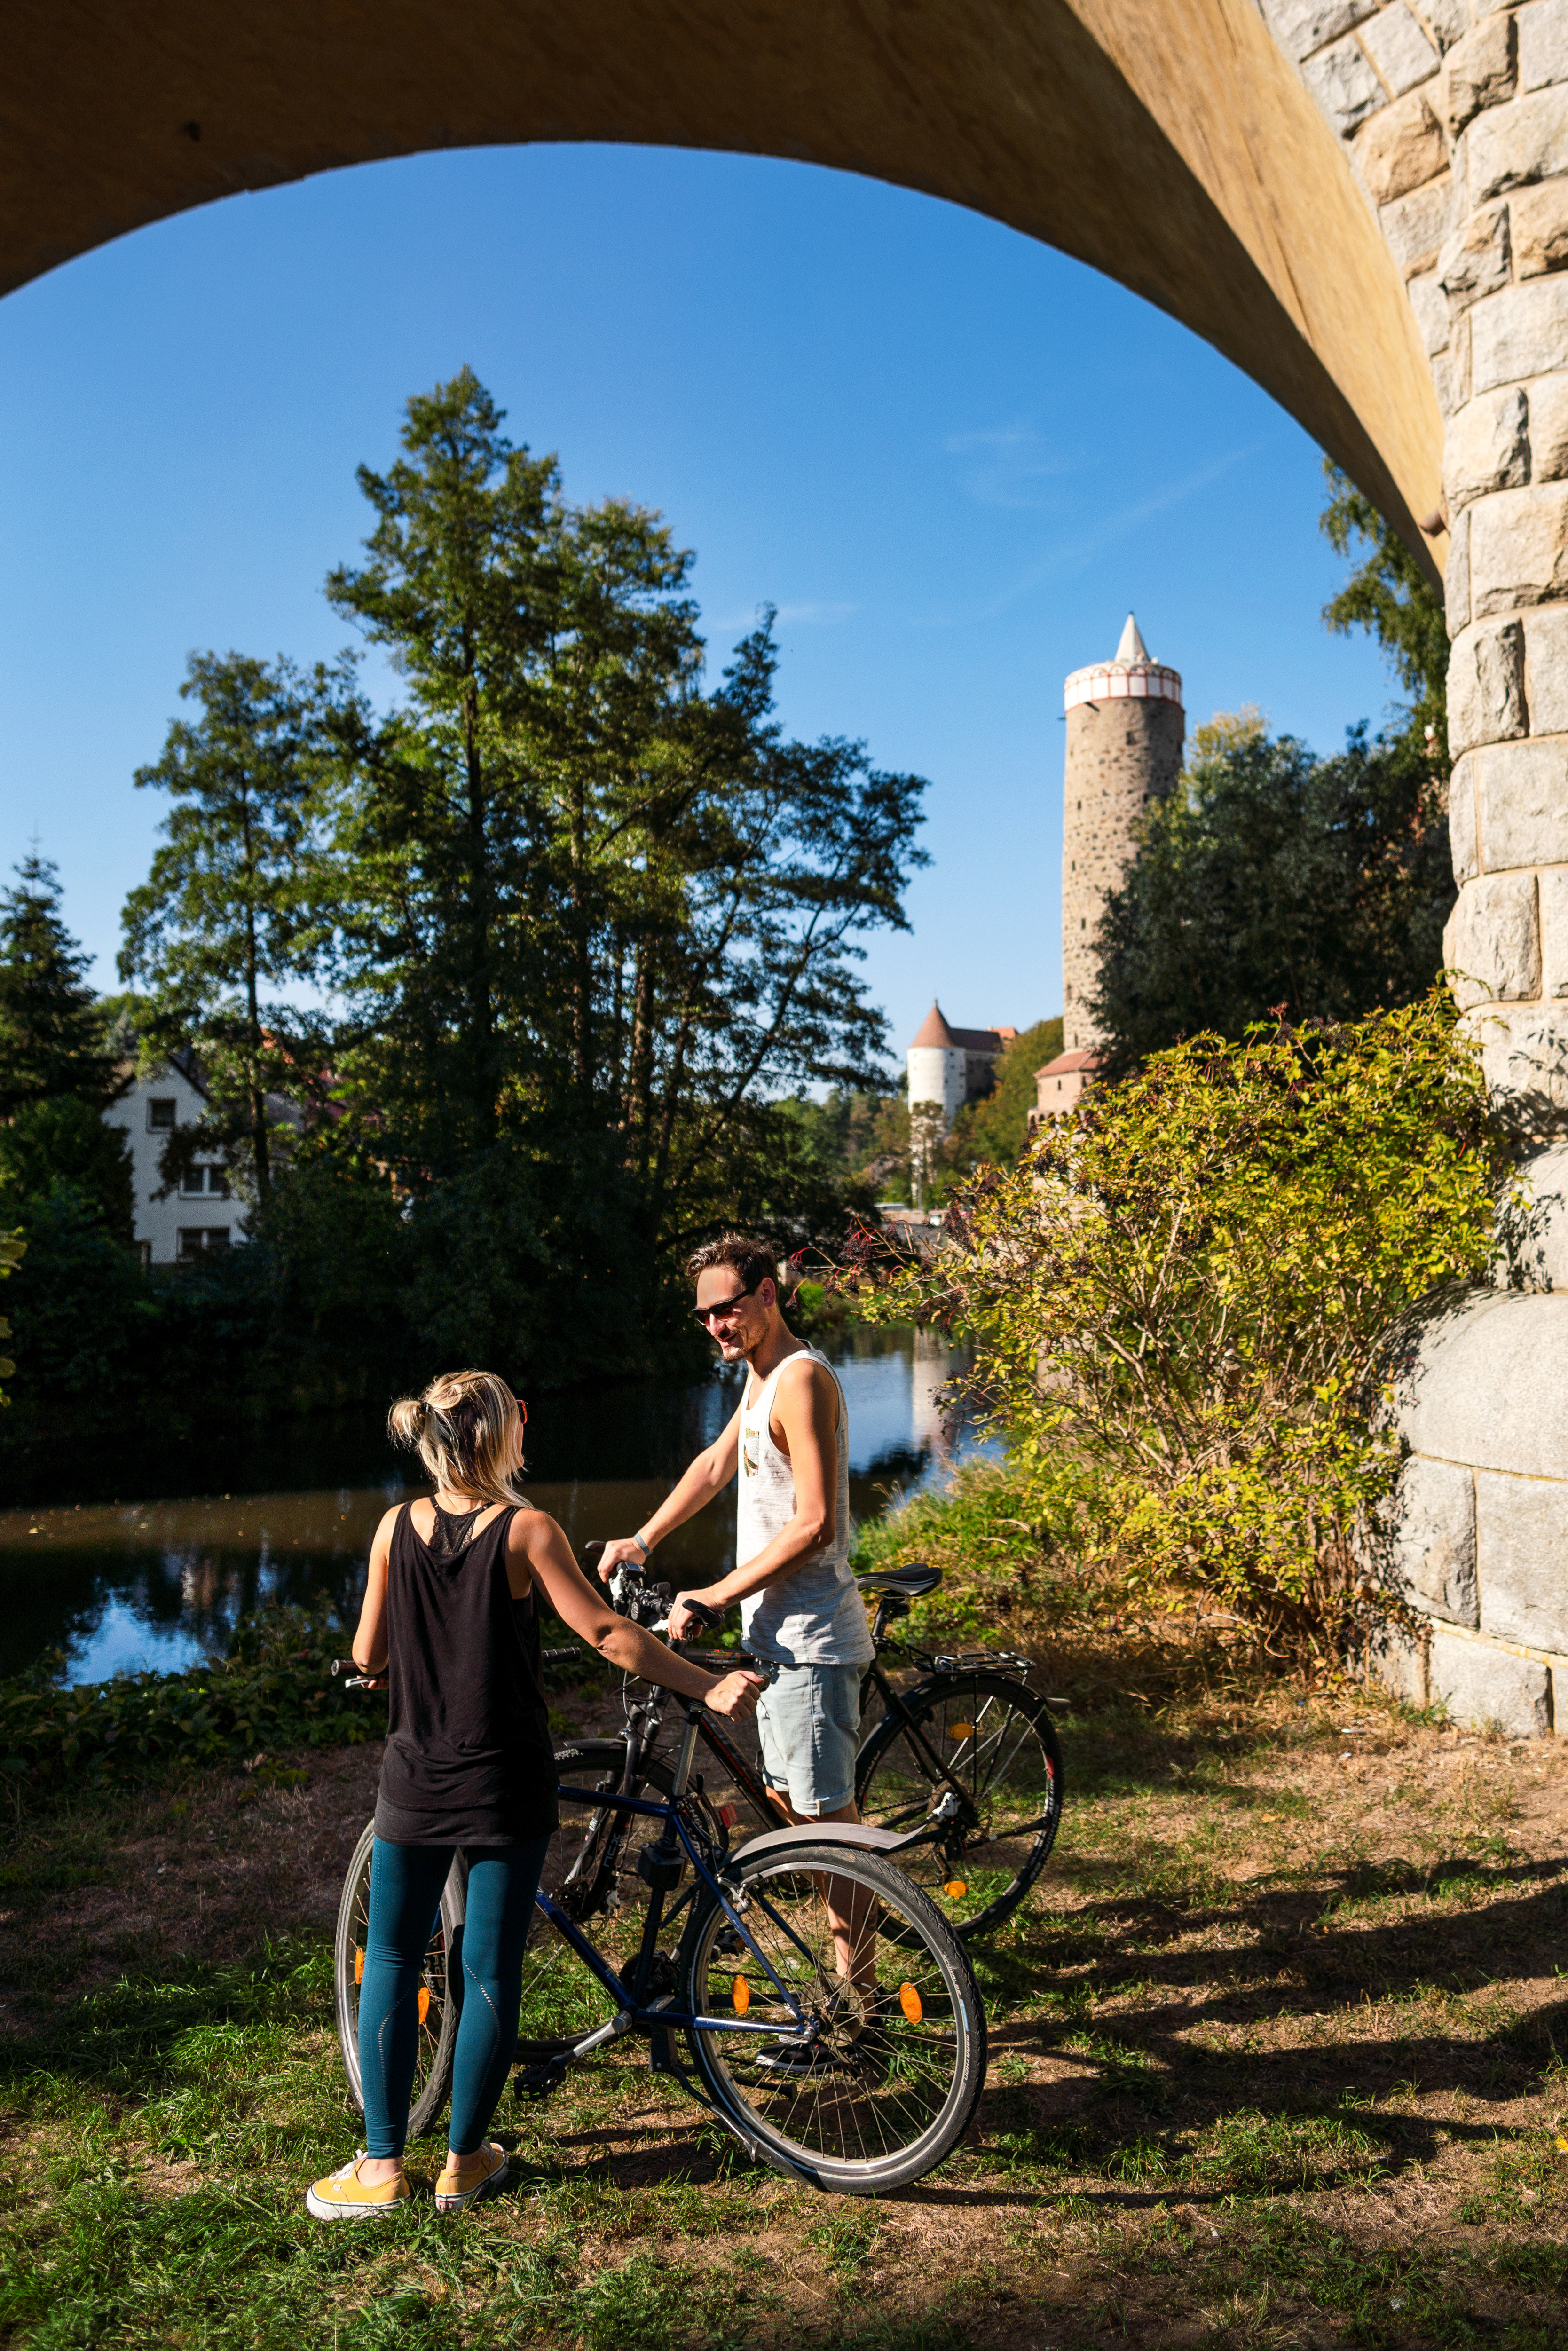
[102,1060,248,1266]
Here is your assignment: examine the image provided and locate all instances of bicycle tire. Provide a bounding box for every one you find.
[679,1840,985,2194]
[552,1738,676,1924]
[854,1671,1063,1940]
[332,1819,466,2140]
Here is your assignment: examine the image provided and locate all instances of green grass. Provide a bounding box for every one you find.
[3,1682,1568,2347]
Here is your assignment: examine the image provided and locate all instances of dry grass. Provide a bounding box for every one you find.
[1,1671,1567,2347]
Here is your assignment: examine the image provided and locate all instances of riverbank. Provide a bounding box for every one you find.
[3,1674,1566,2348]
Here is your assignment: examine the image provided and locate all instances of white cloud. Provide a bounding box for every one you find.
[943,423,1083,512]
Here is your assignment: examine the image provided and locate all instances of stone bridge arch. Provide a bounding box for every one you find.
[9,2,1568,1729]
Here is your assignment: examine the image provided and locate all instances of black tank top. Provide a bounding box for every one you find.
[373,1501,559,1847]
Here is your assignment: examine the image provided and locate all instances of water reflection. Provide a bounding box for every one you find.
[0,1328,988,1685]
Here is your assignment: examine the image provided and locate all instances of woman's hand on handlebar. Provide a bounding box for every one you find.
[668,1589,724,1641]
[703,1667,765,1722]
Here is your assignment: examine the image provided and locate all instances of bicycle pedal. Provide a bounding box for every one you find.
[513,2057,570,2099]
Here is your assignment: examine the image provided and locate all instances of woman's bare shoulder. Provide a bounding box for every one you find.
[505,1504,564,1549]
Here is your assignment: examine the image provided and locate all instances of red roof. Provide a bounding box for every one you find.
[909,1001,1012,1053]
[910,1001,958,1049]
[1035,1049,1101,1078]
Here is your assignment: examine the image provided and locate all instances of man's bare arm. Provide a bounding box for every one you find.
[595,1400,744,1576]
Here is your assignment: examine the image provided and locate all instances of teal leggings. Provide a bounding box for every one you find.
[358,1835,550,2159]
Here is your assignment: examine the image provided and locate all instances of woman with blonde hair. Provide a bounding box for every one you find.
[306,1368,761,2223]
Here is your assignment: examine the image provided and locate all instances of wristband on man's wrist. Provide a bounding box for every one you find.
[632,1530,651,1559]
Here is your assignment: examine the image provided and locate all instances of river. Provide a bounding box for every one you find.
[0,1326,987,1686]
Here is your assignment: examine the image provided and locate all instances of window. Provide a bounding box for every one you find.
[181,1165,230,1199]
[148,1099,176,1131]
[177,1228,230,1262]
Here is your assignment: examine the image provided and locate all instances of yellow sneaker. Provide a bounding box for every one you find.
[434,2141,509,2213]
[305,2150,409,2221]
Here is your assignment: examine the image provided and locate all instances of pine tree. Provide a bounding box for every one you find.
[0,855,113,1115]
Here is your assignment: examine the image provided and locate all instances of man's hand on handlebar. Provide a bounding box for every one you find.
[592,1535,650,1581]
[703,1667,765,1721]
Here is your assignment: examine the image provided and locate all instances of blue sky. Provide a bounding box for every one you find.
[0,141,1395,1066]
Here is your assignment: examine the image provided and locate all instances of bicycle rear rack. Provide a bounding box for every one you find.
[915,1648,1034,1676]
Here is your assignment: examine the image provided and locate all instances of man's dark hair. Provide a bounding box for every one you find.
[686,1232,782,1299]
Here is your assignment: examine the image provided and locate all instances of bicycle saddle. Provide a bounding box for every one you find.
[856,1562,943,1599]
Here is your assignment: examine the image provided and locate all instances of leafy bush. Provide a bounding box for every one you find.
[847,994,1508,1661]
[0,1604,378,1796]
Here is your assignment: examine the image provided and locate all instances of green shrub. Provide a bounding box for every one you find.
[848,994,1508,1661]
[0,1604,377,1795]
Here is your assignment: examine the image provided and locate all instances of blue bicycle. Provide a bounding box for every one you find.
[332,1588,987,2195]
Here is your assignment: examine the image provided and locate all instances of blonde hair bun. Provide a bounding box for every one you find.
[386,1372,525,1507]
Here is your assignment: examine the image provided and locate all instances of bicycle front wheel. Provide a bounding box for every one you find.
[332,1819,464,2140]
[855,1672,1063,1939]
[678,1841,985,2195]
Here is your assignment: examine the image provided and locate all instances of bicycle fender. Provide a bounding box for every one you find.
[729,1821,925,1865]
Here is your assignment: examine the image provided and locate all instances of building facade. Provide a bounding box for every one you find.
[103,1062,248,1266]
[1061,615,1184,1056]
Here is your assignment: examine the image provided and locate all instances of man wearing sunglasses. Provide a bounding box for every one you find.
[595,1233,872,1879]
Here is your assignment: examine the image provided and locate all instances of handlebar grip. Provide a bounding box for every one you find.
[682,1598,724,1632]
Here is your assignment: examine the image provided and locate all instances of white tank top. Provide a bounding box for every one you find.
[734,1347,873,1667]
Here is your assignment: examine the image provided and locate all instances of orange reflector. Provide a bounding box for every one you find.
[732,1976,750,2015]
[417,1987,431,2026]
[948,1723,975,1739]
[943,1880,968,1900]
[898,1982,923,2023]
[354,1947,365,1985]
[717,1802,738,1829]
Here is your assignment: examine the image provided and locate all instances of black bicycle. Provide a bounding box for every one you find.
[555,1552,1064,1943]
[330,1608,987,2194]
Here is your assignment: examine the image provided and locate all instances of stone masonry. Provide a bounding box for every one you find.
[1062,616,1185,1055]
[1261,0,1568,1735]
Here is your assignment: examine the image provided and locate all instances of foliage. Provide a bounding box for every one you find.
[943,1018,1063,1177]
[0,1227,20,1403]
[320,369,927,1273]
[0,1604,374,1796]
[0,1096,134,1243]
[120,652,350,1207]
[772,1087,909,1202]
[0,854,117,1114]
[846,995,1508,1659]
[1320,458,1449,755]
[1090,710,1454,1079]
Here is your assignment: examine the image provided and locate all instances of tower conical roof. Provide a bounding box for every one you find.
[910,1001,959,1049]
[1115,612,1150,664]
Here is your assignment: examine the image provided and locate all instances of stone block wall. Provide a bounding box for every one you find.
[1261,1,1568,1733]
[1379,1290,1568,1733]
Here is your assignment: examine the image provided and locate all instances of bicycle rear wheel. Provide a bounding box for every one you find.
[332,1819,465,2140]
[854,1672,1063,1940]
[678,1841,985,2194]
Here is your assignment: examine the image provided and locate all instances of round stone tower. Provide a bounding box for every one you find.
[1061,615,1184,1054]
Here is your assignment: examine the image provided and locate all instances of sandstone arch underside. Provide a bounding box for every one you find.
[1,0,1442,574]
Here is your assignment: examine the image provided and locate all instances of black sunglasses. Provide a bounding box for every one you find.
[693,1278,762,1327]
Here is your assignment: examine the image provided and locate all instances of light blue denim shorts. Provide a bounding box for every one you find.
[755,1661,863,1816]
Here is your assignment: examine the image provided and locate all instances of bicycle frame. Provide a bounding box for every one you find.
[537,1701,817,2055]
